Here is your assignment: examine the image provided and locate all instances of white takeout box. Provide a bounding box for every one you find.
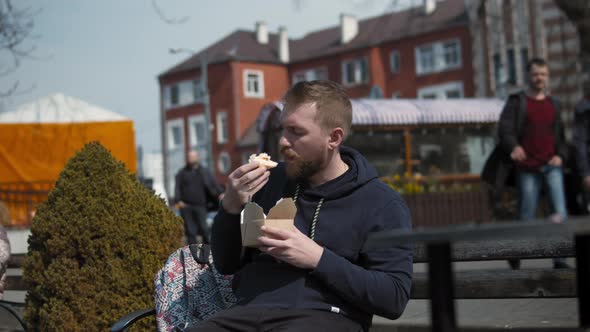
[240,198,297,247]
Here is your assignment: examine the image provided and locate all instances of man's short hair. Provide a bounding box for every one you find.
[282,80,353,138]
[526,58,548,72]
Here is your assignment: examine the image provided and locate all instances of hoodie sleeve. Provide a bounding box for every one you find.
[210,204,243,275]
[309,197,413,319]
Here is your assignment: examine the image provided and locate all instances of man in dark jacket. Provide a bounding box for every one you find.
[495,58,569,269]
[194,81,412,331]
[175,151,223,245]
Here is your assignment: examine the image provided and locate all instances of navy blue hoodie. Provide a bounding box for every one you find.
[211,146,412,330]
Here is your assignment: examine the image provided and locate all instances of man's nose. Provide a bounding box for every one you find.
[279,135,290,148]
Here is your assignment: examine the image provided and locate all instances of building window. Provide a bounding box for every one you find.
[342,57,369,86]
[170,85,179,106]
[188,115,207,148]
[415,39,462,75]
[165,80,204,109]
[218,152,231,175]
[442,41,460,68]
[244,70,264,98]
[216,112,228,144]
[417,81,464,99]
[292,67,328,84]
[166,119,184,150]
[193,78,205,101]
[507,49,516,85]
[390,50,400,73]
[493,53,503,87]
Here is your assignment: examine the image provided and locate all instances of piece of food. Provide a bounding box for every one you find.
[248,153,278,169]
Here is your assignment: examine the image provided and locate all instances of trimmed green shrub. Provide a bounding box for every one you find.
[23,142,183,331]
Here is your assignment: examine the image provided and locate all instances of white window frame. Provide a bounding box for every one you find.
[166,118,185,150]
[417,81,464,99]
[390,50,400,73]
[216,111,229,144]
[292,67,329,84]
[188,114,207,148]
[243,70,265,98]
[341,57,369,86]
[415,39,462,75]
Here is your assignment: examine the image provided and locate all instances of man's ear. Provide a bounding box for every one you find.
[327,127,345,150]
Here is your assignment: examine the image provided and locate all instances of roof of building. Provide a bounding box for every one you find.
[290,0,468,63]
[0,93,129,124]
[160,0,468,77]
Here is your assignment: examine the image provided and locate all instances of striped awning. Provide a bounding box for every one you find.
[350,98,505,126]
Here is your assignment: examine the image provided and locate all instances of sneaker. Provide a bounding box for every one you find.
[508,259,521,270]
[553,261,571,269]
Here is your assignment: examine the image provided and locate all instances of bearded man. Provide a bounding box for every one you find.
[192,80,412,332]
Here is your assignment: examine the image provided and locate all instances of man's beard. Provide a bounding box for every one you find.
[281,148,322,181]
[530,80,545,92]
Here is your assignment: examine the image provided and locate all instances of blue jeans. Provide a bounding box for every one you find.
[518,165,568,221]
[518,165,568,266]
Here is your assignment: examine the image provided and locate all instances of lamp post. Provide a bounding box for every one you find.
[169,48,214,172]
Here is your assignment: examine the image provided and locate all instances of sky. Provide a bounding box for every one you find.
[2,0,418,153]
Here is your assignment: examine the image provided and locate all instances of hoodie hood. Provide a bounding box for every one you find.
[303,145,378,200]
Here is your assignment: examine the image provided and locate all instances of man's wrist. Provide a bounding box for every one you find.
[220,198,242,215]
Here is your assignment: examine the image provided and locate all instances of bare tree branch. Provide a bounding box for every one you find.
[0,0,38,98]
[152,0,189,25]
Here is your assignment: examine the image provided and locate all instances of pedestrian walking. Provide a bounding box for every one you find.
[175,151,223,245]
[484,58,570,269]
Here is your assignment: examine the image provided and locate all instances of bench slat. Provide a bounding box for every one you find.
[7,254,25,269]
[5,275,26,291]
[411,269,577,299]
[413,236,573,263]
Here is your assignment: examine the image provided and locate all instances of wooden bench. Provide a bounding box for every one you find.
[365,217,590,332]
[3,219,588,332]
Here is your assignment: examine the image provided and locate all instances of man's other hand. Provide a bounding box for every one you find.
[258,225,324,269]
[548,155,562,167]
[222,162,270,214]
[510,145,527,162]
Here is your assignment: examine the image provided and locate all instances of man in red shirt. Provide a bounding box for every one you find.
[497,58,569,269]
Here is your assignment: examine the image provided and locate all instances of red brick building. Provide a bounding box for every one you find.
[158,0,479,196]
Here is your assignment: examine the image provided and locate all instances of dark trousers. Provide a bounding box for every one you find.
[190,306,362,332]
[180,205,209,245]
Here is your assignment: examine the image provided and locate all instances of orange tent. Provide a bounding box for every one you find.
[0,93,136,226]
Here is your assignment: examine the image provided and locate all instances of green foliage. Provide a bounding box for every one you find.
[381,173,483,195]
[23,142,183,331]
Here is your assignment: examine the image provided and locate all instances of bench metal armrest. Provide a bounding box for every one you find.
[110,308,155,332]
[0,300,27,330]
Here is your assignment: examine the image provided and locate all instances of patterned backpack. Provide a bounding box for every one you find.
[154,244,237,331]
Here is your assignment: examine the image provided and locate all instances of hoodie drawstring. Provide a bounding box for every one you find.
[293,184,324,241]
